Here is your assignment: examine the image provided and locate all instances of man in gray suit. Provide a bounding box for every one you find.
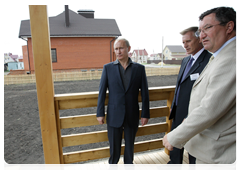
[168,27,211,164]
[163,7,236,164]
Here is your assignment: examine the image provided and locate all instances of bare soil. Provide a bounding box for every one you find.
[4,75,177,164]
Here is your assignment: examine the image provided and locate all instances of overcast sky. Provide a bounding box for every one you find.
[1,0,238,57]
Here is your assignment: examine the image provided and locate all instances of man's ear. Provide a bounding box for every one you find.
[226,21,234,34]
[128,46,131,52]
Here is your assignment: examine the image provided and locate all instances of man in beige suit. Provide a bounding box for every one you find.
[163,7,236,164]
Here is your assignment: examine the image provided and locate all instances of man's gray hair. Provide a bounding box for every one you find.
[114,38,130,47]
[180,27,198,37]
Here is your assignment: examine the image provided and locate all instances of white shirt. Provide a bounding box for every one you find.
[191,48,204,66]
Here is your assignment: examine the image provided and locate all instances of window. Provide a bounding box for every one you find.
[51,49,57,62]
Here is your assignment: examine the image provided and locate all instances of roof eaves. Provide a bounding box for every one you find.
[20,34,121,38]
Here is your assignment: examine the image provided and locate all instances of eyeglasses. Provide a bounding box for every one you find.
[195,23,224,37]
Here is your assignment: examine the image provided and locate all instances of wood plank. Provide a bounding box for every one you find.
[55,86,175,110]
[60,113,103,129]
[63,139,164,164]
[134,156,146,170]
[142,154,155,164]
[148,91,170,101]
[183,150,189,164]
[57,90,172,110]
[62,123,167,147]
[54,101,64,163]
[118,157,124,170]
[54,86,175,102]
[136,122,168,137]
[152,152,166,164]
[133,158,140,170]
[148,152,162,164]
[60,106,169,129]
[137,154,149,164]
[158,151,170,163]
[29,5,60,164]
[164,91,174,155]
[85,150,183,164]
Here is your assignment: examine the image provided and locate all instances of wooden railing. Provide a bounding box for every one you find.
[53,86,175,164]
[4,67,180,85]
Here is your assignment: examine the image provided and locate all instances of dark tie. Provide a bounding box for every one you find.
[175,57,195,105]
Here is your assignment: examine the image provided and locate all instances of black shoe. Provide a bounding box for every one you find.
[157,165,181,170]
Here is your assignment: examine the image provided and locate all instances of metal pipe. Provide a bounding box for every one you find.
[20,37,31,74]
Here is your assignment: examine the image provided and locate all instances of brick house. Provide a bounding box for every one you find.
[19,6,121,74]
[163,45,187,60]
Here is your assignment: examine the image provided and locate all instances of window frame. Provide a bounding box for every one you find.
[51,48,57,63]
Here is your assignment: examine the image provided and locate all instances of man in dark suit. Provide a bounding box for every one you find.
[168,27,211,164]
[97,38,150,164]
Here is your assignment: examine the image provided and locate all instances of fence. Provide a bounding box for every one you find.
[53,86,174,163]
[4,67,180,85]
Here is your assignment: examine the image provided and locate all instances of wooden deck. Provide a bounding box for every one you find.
[85,149,189,164]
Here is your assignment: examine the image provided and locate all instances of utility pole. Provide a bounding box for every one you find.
[161,36,164,67]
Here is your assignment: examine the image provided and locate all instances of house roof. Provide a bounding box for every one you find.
[19,9,121,38]
[166,45,186,53]
[132,49,148,56]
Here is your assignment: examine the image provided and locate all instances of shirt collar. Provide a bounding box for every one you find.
[191,48,204,60]
[114,57,133,65]
[213,36,236,58]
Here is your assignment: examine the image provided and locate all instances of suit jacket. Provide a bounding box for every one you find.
[97,60,150,128]
[168,39,236,163]
[169,50,211,129]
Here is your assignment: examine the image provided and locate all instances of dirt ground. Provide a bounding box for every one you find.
[4,75,177,164]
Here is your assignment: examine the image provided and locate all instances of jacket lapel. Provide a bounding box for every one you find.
[181,50,206,83]
[177,56,190,85]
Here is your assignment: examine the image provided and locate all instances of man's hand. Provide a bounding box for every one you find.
[141,118,149,126]
[163,134,173,151]
[97,117,105,124]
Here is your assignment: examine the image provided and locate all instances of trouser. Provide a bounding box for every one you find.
[196,159,238,170]
[168,147,196,164]
[107,121,138,164]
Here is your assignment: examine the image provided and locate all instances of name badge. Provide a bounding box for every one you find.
[190,73,199,81]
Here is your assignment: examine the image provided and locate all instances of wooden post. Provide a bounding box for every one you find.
[165,91,174,155]
[29,5,61,164]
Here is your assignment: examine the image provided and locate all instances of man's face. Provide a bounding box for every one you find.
[114,40,130,60]
[199,13,228,53]
[182,31,202,55]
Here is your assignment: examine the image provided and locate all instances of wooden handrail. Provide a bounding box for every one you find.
[54,86,175,164]
[61,122,168,147]
[59,106,169,129]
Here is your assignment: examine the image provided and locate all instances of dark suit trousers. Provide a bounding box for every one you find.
[169,106,196,164]
[107,119,138,164]
[169,147,196,164]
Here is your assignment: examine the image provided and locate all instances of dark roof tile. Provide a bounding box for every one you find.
[19,9,121,38]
